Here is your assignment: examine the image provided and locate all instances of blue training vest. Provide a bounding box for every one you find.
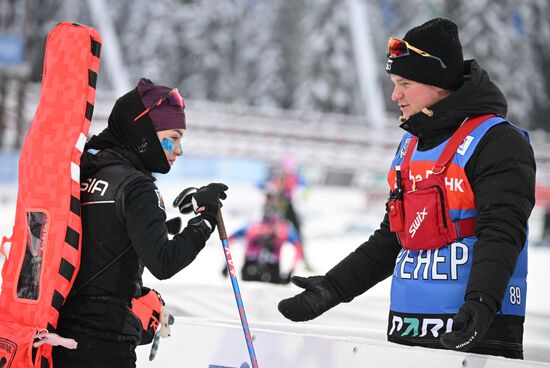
[389,117,529,320]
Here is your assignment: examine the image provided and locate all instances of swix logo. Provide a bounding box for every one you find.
[409,207,428,238]
[81,178,109,196]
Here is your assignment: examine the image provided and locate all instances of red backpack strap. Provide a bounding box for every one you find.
[435,114,496,239]
[432,114,495,174]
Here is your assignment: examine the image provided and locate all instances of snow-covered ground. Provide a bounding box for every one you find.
[1,179,549,364]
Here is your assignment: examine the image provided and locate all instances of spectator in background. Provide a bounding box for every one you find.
[278,18,535,359]
[264,155,311,269]
[224,196,303,284]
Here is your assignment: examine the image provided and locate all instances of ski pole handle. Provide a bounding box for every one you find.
[216,210,227,240]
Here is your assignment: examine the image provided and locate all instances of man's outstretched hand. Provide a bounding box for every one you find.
[278,275,341,322]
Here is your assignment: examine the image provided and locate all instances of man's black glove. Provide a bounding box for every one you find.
[440,295,497,352]
[192,183,228,229]
[278,275,342,322]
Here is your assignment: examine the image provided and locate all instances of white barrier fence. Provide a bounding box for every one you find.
[136,318,550,368]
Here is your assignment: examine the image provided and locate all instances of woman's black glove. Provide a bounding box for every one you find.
[165,217,182,235]
[278,275,342,322]
[440,295,496,352]
[191,183,228,229]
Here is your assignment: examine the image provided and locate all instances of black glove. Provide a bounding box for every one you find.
[440,295,496,352]
[278,275,341,322]
[165,217,182,235]
[192,183,228,229]
[173,187,198,214]
[187,215,214,240]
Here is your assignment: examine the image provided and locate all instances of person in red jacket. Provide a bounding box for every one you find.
[227,202,303,284]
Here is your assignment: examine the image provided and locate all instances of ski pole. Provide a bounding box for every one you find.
[173,187,259,366]
[217,209,259,368]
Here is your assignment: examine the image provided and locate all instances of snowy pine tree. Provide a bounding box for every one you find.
[524,0,550,130]
[15,0,548,130]
[233,0,288,107]
[115,0,184,87]
[296,0,361,114]
[263,0,309,109]
[446,0,542,128]
[176,0,244,102]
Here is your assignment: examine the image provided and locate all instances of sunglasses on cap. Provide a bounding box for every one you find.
[387,37,447,69]
[133,88,185,122]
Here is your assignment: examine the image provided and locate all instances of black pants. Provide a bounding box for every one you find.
[52,332,136,368]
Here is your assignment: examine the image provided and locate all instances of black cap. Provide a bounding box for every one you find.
[385,18,464,91]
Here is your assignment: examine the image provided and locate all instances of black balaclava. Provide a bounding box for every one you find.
[87,79,185,174]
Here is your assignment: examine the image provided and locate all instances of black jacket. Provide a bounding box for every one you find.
[326,60,536,357]
[57,146,209,344]
[57,146,209,343]
[57,86,207,344]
